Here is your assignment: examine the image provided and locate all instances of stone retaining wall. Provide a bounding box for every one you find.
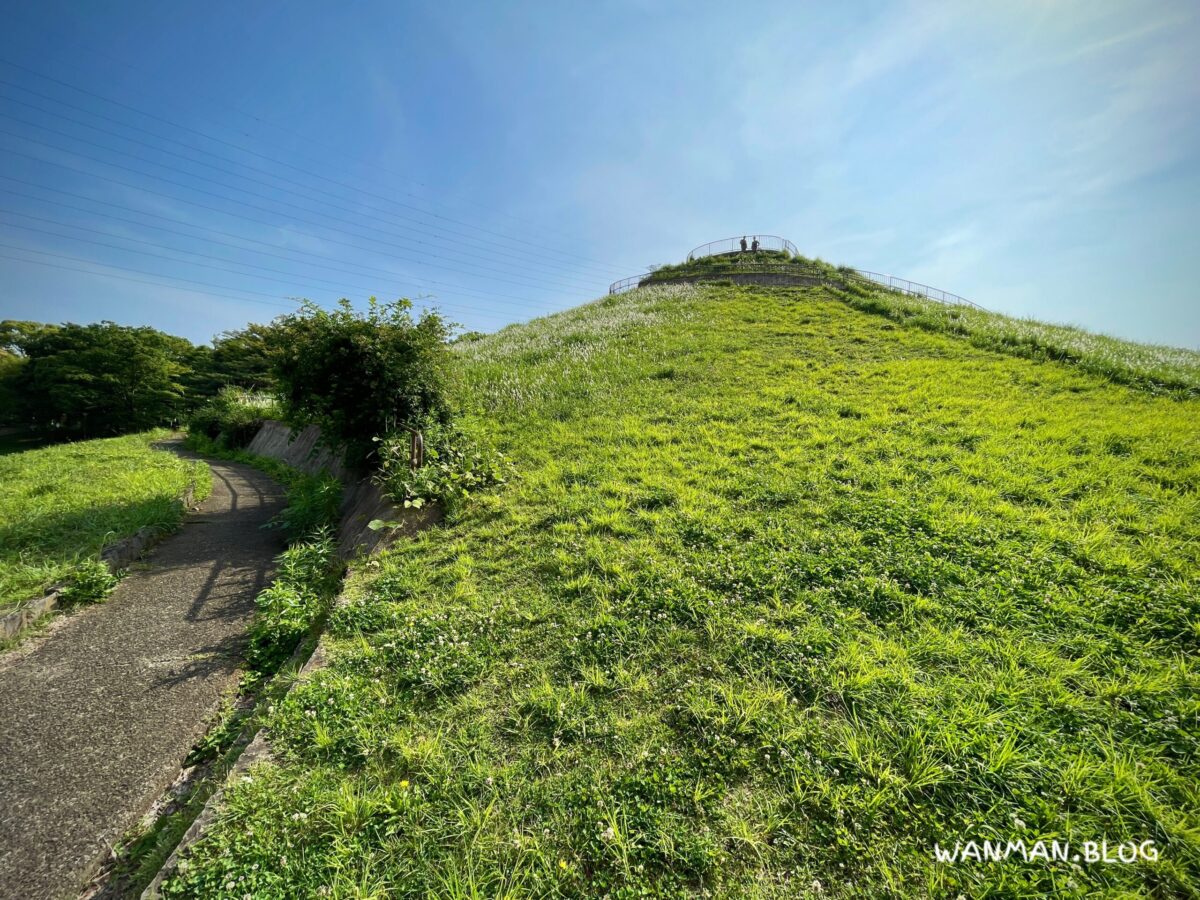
[645,272,829,289]
[243,420,434,557]
[245,421,348,481]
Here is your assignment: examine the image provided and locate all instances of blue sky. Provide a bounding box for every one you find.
[0,0,1197,347]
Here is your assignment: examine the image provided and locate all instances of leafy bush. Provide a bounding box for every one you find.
[271,299,451,467]
[245,532,341,675]
[60,557,119,604]
[187,387,280,449]
[268,473,342,542]
[377,416,511,512]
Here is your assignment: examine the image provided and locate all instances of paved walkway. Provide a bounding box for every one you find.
[0,450,285,900]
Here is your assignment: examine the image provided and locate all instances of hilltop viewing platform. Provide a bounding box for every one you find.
[609,236,982,309]
[687,235,799,260]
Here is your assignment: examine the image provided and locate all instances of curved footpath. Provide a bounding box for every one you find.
[0,447,285,900]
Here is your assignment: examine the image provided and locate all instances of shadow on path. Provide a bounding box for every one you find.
[0,444,285,900]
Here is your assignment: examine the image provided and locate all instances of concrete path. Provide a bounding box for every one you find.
[0,450,285,900]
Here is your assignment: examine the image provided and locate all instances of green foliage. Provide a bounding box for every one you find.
[165,284,1200,897]
[377,416,511,513]
[268,474,342,542]
[834,282,1200,395]
[271,298,451,467]
[6,320,194,436]
[210,323,279,392]
[187,387,281,450]
[59,557,119,604]
[245,533,341,675]
[0,317,286,436]
[0,431,209,612]
[0,349,25,425]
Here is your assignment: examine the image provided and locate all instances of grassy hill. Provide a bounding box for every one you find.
[166,282,1199,898]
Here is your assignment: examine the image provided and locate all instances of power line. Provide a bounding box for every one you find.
[0,106,605,287]
[0,143,603,299]
[0,21,596,248]
[0,58,632,272]
[0,242,297,308]
[0,242,529,325]
[0,177,577,308]
[0,93,622,281]
[0,128,600,295]
[0,210,565,320]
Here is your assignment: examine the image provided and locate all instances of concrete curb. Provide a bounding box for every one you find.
[0,482,198,643]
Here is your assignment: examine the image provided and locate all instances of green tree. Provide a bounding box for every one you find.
[14,321,192,436]
[0,350,25,426]
[210,323,278,392]
[272,298,449,467]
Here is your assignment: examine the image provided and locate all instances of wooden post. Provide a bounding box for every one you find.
[410,430,424,471]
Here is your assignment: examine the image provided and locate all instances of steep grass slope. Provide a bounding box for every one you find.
[166,284,1198,898]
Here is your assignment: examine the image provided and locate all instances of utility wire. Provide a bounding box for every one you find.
[0,211,565,319]
[0,144,604,299]
[0,177,579,308]
[0,94,621,280]
[0,58,632,271]
[0,129,599,294]
[0,24,595,248]
[0,242,531,324]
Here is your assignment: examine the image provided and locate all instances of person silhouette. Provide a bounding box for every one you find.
[740,236,748,252]
[751,236,760,251]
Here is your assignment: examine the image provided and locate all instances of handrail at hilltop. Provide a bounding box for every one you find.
[608,263,984,311]
[850,270,984,310]
[688,235,797,261]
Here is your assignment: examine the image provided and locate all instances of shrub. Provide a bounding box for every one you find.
[268,473,342,542]
[271,299,451,468]
[60,557,119,604]
[187,387,280,449]
[244,532,340,674]
[377,416,511,513]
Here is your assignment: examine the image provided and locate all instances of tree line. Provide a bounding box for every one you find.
[0,319,276,436]
[0,300,451,463]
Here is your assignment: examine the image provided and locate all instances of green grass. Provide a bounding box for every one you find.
[644,249,808,281]
[165,284,1199,898]
[835,281,1200,396]
[0,431,210,614]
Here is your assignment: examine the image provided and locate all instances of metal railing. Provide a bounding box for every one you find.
[687,235,798,261]
[608,272,653,294]
[850,270,983,310]
[610,236,982,309]
[609,262,835,295]
[608,262,982,310]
